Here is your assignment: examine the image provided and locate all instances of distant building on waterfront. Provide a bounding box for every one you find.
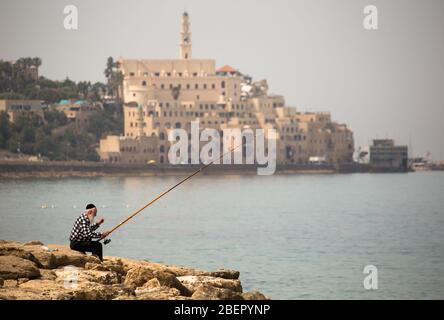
[358,139,408,171]
[53,99,100,131]
[100,12,354,165]
[0,99,44,123]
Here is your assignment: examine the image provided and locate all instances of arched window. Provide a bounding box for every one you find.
[160,132,165,140]
[175,122,181,129]
[160,156,164,163]
[160,145,165,153]
[142,81,147,86]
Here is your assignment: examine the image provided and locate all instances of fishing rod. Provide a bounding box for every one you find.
[101,142,244,245]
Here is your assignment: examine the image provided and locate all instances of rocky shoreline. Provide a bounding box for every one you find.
[0,240,269,300]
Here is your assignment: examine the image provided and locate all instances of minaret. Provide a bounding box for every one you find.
[179,12,192,60]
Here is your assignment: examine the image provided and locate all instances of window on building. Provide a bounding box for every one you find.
[221,81,225,89]
[142,81,147,86]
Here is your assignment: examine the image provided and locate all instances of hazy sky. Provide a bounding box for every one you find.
[1,0,443,158]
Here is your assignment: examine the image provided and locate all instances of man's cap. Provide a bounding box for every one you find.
[86,204,96,210]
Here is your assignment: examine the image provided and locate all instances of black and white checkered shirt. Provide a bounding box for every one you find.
[69,212,102,242]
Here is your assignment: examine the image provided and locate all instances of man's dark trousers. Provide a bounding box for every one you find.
[70,241,103,261]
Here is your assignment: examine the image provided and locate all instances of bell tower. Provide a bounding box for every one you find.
[179,12,192,60]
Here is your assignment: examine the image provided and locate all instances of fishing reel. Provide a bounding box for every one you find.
[103,239,111,245]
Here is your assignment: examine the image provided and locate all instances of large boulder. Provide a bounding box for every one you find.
[0,255,41,280]
[191,284,243,300]
[21,245,57,269]
[18,279,72,300]
[208,269,240,280]
[123,266,156,288]
[150,271,191,296]
[24,241,44,246]
[54,267,120,286]
[177,275,242,294]
[39,269,56,281]
[46,244,101,268]
[135,286,183,300]
[0,243,43,267]
[242,290,270,300]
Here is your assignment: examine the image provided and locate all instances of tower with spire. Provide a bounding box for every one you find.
[179,12,192,60]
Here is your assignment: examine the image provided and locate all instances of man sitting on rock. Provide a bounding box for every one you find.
[69,204,110,262]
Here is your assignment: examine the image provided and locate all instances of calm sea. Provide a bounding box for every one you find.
[0,172,443,299]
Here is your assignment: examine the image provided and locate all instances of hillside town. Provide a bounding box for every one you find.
[1,12,441,173]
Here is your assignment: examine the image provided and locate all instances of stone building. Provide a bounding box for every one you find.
[368,139,408,170]
[100,12,354,165]
[0,99,44,123]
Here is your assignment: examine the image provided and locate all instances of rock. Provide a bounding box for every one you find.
[39,269,56,280]
[242,291,269,300]
[135,286,182,300]
[123,266,156,288]
[85,262,109,271]
[0,255,41,280]
[3,279,18,287]
[0,240,267,300]
[178,275,242,294]
[102,258,125,276]
[191,284,243,300]
[24,241,44,246]
[70,282,121,300]
[0,243,43,267]
[46,245,101,268]
[0,287,60,300]
[18,279,72,300]
[143,278,161,289]
[54,267,120,286]
[21,245,57,269]
[209,269,240,280]
[153,271,192,296]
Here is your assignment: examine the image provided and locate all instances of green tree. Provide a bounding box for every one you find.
[0,111,12,148]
